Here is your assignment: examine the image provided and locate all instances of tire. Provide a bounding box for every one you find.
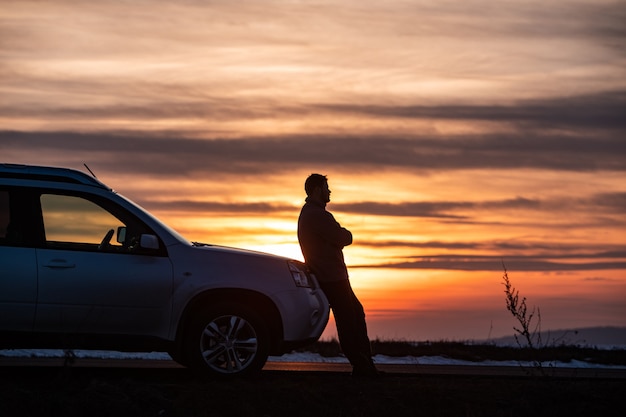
[183,304,270,377]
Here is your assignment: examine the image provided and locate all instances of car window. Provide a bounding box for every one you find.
[41,194,125,250]
[0,188,39,247]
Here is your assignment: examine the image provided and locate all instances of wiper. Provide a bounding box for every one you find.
[192,241,213,247]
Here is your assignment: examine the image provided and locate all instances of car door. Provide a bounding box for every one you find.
[0,189,37,332]
[34,192,174,337]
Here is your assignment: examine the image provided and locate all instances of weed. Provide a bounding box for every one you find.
[502,262,553,375]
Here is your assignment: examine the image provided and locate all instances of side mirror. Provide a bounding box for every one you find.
[140,234,159,250]
[116,226,127,244]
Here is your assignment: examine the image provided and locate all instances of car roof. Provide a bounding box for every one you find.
[0,163,111,190]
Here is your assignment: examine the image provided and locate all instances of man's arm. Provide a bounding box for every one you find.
[322,211,352,247]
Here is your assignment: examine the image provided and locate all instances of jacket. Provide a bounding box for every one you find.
[297,198,352,282]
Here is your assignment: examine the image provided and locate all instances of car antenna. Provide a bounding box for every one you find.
[84,163,97,178]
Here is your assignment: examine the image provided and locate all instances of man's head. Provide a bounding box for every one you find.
[305,173,331,204]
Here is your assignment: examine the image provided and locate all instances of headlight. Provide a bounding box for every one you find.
[288,261,314,288]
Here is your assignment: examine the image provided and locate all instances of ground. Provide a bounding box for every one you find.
[0,365,624,417]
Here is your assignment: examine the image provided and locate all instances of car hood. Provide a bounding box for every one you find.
[190,241,290,261]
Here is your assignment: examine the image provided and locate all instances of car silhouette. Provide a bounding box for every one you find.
[0,163,329,376]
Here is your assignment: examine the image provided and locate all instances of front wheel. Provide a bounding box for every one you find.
[183,304,270,377]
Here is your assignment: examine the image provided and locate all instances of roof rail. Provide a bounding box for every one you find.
[0,163,111,190]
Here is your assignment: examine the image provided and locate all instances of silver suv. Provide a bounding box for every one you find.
[0,163,329,376]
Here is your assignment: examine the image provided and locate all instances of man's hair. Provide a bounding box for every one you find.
[304,173,327,196]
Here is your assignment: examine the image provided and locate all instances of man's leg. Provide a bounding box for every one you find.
[320,280,376,372]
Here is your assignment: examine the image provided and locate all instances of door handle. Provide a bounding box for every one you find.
[42,259,76,269]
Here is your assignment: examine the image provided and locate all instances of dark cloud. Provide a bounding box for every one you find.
[418,1,626,44]
[349,229,626,271]
[331,199,534,221]
[2,127,624,175]
[592,192,626,212]
[141,200,293,213]
[0,93,284,122]
[134,193,624,222]
[334,194,625,219]
[358,240,479,250]
[331,201,471,219]
[352,254,626,271]
[317,91,626,130]
[2,90,625,178]
[357,240,625,255]
[2,90,625,131]
[582,277,618,282]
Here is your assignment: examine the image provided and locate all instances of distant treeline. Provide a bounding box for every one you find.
[299,339,626,366]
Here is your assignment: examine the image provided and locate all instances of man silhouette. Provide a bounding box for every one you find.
[297,174,379,377]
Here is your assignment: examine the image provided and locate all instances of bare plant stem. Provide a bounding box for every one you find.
[501,262,545,373]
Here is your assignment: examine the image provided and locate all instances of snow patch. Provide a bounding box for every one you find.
[2,349,624,369]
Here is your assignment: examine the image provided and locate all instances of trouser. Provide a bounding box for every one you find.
[319,279,375,369]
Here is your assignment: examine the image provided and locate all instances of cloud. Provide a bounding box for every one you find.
[141,200,293,213]
[592,192,626,212]
[356,240,625,255]
[582,276,618,282]
[331,201,471,219]
[138,197,541,219]
[332,197,543,218]
[333,194,625,220]
[352,239,626,272]
[2,89,625,131]
[348,231,626,270]
[352,255,626,272]
[317,91,626,130]
[2,125,625,176]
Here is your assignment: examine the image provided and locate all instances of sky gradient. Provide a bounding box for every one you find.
[2,0,625,342]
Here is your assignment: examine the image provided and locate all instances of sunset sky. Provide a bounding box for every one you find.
[1,0,625,342]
